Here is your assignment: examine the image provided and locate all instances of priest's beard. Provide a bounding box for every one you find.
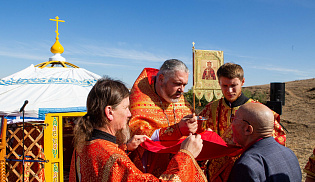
[115,124,131,146]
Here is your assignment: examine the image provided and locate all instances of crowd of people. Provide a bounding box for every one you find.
[69,59,312,182]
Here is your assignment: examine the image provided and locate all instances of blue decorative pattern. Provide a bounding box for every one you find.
[5,107,87,120]
[0,78,97,87]
[38,107,87,119]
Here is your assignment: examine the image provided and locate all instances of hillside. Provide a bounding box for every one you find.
[244,78,315,181]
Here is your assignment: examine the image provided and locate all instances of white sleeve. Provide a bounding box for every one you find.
[151,129,160,141]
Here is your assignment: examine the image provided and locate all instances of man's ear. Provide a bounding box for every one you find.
[105,106,113,121]
[244,124,253,136]
[241,78,245,86]
[158,74,164,83]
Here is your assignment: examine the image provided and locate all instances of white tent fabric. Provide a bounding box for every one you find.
[0,64,101,123]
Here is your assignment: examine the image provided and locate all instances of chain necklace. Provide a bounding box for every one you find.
[157,95,176,126]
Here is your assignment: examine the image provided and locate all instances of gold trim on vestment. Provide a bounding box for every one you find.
[101,153,128,181]
[179,149,208,182]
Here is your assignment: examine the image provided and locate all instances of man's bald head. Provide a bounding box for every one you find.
[232,102,275,147]
[238,102,274,137]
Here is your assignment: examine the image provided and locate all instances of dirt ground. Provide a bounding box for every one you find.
[244,78,315,181]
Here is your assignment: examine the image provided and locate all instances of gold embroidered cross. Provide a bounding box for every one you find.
[164,127,174,136]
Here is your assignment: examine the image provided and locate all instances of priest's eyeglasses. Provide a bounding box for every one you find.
[231,116,251,126]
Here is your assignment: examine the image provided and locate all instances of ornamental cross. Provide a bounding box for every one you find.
[164,127,174,136]
[50,16,65,40]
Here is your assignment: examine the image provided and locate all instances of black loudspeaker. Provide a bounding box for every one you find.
[270,82,285,106]
[266,101,282,115]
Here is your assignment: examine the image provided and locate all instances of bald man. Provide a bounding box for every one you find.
[228,103,301,182]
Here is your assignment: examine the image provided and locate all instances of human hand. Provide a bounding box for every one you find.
[180,133,203,158]
[126,135,151,151]
[178,113,198,135]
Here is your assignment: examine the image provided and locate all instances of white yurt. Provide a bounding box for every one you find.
[0,63,101,123]
[0,16,101,182]
[0,17,101,123]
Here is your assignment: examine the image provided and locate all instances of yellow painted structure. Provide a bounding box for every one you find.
[35,61,79,68]
[44,112,85,182]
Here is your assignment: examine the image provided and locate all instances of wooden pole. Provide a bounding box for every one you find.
[192,42,195,112]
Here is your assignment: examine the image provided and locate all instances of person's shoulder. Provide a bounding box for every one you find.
[235,151,267,176]
[200,97,223,111]
[238,149,263,162]
[275,141,296,155]
[231,155,264,181]
[87,139,122,154]
[207,97,223,106]
[248,138,294,158]
[143,68,159,77]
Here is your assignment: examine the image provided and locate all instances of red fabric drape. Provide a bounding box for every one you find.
[140,131,242,161]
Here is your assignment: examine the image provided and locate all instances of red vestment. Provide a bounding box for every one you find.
[202,67,216,80]
[304,148,315,180]
[69,139,207,182]
[129,68,193,177]
[198,97,286,182]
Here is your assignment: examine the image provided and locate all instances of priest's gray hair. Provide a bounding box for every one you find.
[157,59,189,81]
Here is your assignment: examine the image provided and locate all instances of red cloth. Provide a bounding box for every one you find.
[140,131,242,161]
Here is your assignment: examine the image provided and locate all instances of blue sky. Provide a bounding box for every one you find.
[1,0,315,90]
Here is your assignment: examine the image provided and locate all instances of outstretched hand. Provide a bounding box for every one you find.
[126,135,151,151]
[180,133,203,158]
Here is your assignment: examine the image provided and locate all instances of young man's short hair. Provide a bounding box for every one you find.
[217,63,244,80]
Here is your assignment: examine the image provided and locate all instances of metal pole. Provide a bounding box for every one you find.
[19,100,28,182]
